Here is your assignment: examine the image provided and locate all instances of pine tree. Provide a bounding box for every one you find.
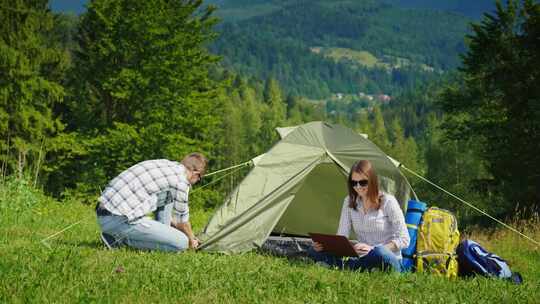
[355,110,372,136]
[239,84,263,158]
[0,0,68,180]
[260,77,286,148]
[264,77,286,124]
[217,89,243,187]
[388,118,420,172]
[64,0,222,189]
[421,113,495,220]
[439,0,540,213]
[285,94,304,124]
[369,106,390,152]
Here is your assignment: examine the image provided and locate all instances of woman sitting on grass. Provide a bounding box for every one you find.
[309,160,410,272]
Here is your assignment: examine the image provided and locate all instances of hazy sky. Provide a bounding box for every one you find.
[49,0,88,14]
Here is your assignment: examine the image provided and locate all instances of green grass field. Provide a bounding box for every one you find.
[312,47,436,73]
[1,179,539,303]
[321,47,381,68]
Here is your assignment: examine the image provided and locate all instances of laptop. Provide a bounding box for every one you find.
[309,232,367,257]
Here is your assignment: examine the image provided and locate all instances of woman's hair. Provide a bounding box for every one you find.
[181,152,208,176]
[347,160,381,210]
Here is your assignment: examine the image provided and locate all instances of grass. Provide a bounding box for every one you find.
[311,47,436,73]
[1,179,539,303]
[320,47,380,68]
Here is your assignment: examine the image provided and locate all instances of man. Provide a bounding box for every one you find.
[95,153,207,252]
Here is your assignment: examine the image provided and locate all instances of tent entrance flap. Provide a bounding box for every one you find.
[272,163,347,236]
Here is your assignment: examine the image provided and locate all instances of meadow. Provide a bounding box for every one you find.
[1,178,539,303]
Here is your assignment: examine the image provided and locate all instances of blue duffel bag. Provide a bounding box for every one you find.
[456,239,523,284]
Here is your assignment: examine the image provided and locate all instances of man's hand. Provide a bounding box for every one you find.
[353,243,373,255]
[173,221,198,250]
[189,237,200,249]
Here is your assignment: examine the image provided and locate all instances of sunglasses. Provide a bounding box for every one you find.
[350,179,369,188]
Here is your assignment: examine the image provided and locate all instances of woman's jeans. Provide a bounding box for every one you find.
[97,203,189,252]
[308,246,404,272]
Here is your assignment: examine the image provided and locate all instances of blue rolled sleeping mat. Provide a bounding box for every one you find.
[401,199,427,271]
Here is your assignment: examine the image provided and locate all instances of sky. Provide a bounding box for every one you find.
[49,0,88,14]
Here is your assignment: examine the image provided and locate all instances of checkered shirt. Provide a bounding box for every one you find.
[337,193,410,258]
[98,159,191,223]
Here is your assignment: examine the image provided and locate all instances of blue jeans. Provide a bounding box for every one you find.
[97,203,189,252]
[308,246,404,272]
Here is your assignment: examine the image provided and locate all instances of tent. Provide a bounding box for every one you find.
[198,121,416,253]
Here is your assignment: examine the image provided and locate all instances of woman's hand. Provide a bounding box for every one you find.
[313,241,324,252]
[353,243,373,255]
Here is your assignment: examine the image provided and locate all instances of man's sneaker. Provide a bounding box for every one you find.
[100,233,120,250]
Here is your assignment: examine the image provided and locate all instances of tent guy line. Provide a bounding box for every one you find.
[39,121,539,249]
[399,165,540,247]
[38,161,253,249]
[39,155,540,249]
[199,122,421,252]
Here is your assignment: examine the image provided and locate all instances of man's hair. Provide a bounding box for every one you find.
[181,152,208,176]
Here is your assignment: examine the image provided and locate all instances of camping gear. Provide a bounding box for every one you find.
[259,235,312,258]
[416,207,460,278]
[401,199,427,271]
[456,239,523,284]
[198,121,416,253]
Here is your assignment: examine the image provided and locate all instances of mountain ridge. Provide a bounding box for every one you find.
[50,0,494,98]
[51,0,495,19]
[211,0,472,97]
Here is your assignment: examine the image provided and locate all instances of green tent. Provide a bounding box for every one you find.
[198,121,416,253]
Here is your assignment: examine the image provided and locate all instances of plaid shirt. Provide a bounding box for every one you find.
[98,159,191,223]
[337,193,410,258]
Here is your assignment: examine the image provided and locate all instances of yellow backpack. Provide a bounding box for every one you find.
[416,207,460,278]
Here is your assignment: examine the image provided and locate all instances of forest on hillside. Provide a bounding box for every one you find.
[209,0,471,98]
[1,0,539,225]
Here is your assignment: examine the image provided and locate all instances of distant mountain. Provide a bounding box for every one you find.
[382,0,496,19]
[51,0,490,98]
[50,0,496,19]
[210,0,472,98]
[206,0,496,21]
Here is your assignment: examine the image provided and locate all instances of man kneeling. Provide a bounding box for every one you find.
[95,153,207,252]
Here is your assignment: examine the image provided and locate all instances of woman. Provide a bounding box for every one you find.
[309,160,410,272]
